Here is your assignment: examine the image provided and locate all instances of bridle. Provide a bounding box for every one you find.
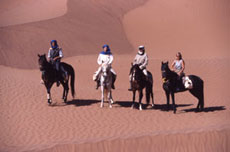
[161,70,169,83]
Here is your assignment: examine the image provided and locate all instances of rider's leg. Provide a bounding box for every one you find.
[60,64,68,82]
[143,69,148,80]
[55,61,61,86]
[94,66,102,89]
[110,68,116,89]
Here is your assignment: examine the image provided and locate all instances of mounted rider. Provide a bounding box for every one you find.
[93,44,116,89]
[128,45,149,91]
[171,52,185,78]
[171,52,191,90]
[48,40,68,86]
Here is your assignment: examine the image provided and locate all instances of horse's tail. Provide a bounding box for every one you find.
[69,66,75,98]
[146,72,153,105]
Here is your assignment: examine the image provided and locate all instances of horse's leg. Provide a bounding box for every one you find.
[139,90,143,111]
[108,90,113,108]
[45,84,52,105]
[151,90,154,107]
[61,82,65,100]
[64,81,69,103]
[171,92,176,114]
[131,90,136,109]
[165,91,170,111]
[189,88,204,112]
[100,86,104,108]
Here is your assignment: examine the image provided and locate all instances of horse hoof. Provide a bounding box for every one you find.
[131,105,134,109]
[48,100,52,105]
[109,105,112,108]
[100,104,104,108]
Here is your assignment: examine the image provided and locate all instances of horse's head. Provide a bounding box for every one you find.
[38,54,48,70]
[161,61,169,82]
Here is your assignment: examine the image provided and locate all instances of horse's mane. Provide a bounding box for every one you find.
[163,62,178,79]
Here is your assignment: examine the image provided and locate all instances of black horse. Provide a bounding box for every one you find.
[130,64,154,110]
[38,54,75,104]
[161,61,204,113]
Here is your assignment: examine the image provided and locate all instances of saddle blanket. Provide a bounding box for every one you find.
[182,76,193,89]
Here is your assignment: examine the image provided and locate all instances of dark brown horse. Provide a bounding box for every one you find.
[130,64,154,110]
[38,54,75,104]
[161,61,204,113]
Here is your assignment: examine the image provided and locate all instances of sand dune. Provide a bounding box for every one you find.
[0,56,230,152]
[0,0,147,69]
[123,0,230,59]
[0,0,230,152]
[0,0,68,27]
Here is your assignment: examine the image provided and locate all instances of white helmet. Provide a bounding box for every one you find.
[139,45,145,50]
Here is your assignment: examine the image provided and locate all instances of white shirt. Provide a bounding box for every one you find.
[97,53,114,65]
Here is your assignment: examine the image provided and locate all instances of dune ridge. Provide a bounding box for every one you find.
[0,0,147,69]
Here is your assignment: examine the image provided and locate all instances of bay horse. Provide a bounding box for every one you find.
[99,63,114,108]
[130,64,154,110]
[38,54,75,104]
[161,61,204,113]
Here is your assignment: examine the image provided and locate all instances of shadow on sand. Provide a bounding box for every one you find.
[49,99,100,107]
[114,101,192,110]
[66,99,101,107]
[183,106,226,113]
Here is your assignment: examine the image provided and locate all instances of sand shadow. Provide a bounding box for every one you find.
[66,99,100,107]
[151,104,193,111]
[183,106,226,113]
[114,101,191,110]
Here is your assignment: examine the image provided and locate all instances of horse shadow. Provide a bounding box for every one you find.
[66,99,101,107]
[49,99,100,107]
[114,101,191,110]
[182,106,226,113]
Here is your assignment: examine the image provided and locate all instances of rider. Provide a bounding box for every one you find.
[93,44,116,89]
[171,52,185,89]
[128,45,148,91]
[171,52,185,78]
[48,40,68,86]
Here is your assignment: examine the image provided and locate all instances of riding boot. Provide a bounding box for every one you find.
[128,81,133,91]
[111,74,116,89]
[63,72,68,83]
[96,80,100,90]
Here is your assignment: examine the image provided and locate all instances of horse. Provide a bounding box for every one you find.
[161,61,204,113]
[38,54,75,104]
[99,63,114,108]
[130,64,154,110]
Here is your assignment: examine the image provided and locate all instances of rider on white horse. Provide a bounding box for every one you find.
[128,45,149,91]
[93,44,116,89]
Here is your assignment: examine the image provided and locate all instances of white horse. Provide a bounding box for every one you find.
[99,63,114,108]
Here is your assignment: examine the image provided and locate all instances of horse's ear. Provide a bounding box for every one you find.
[161,61,163,65]
[38,54,40,57]
[166,61,169,65]
[131,62,133,66]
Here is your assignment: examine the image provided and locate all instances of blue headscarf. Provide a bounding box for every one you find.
[50,40,58,49]
[100,44,112,55]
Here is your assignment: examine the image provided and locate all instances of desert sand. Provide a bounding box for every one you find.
[0,0,230,152]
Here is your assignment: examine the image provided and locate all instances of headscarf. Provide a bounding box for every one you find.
[100,44,112,55]
[50,40,58,49]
